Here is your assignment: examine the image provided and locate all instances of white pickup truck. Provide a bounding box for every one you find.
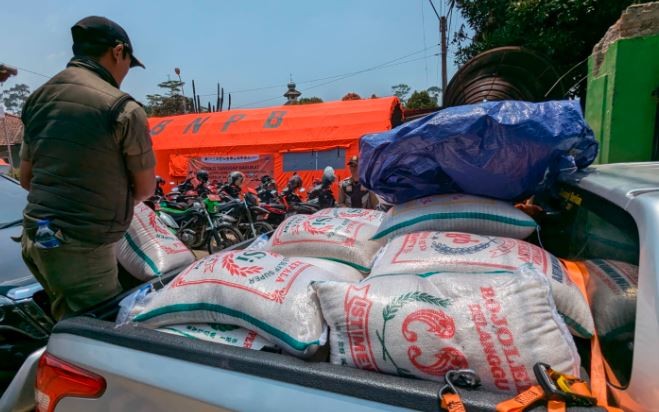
[2,162,658,412]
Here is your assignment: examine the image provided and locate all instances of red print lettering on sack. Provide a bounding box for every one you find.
[446,233,479,245]
[479,287,533,392]
[344,285,379,371]
[402,309,467,377]
[469,303,511,391]
[221,254,263,277]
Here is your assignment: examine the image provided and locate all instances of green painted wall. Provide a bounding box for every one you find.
[585,34,659,163]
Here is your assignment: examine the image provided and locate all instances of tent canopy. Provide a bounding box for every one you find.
[149,97,402,193]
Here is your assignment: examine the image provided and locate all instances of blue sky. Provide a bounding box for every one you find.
[1,0,466,109]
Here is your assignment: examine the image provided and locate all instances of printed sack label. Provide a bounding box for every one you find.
[268,215,384,272]
[315,270,580,393]
[371,231,595,338]
[134,250,358,358]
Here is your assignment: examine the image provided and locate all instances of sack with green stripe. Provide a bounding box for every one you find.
[133,250,362,358]
[584,259,638,340]
[372,194,537,241]
[370,231,594,338]
[268,215,385,272]
[314,268,581,392]
[116,203,195,281]
[158,323,275,351]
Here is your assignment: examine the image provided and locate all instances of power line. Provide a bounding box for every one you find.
[198,45,439,97]
[427,0,440,20]
[421,0,429,85]
[235,51,440,108]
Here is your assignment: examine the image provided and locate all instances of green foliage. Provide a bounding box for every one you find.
[406,90,438,110]
[297,97,324,104]
[427,86,441,101]
[452,0,651,96]
[145,80,193,116]
[341,92,362,101]
[391,84,411,103]
[1,83,30,114]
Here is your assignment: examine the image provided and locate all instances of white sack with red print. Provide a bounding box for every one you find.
[116,203,195,280]
[133,250,360,358]
[157,323,274,351]
[370,231,595,338]
[312,208,385,228]
[314,268,580,393]
[267,214,384,272]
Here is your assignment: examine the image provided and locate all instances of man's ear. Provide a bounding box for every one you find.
[111,43,124,61]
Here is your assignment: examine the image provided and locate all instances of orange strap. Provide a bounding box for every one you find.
[560,260,624,412]
[547,400,567,412]
[495,385,545,412]
[440,392,466,412]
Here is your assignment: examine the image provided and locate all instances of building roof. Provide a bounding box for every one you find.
[0,113,24,145]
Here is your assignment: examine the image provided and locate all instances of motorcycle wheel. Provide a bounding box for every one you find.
[207,225,243,254]
[242,222,273,239]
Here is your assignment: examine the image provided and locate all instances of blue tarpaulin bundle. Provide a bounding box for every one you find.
[359,100,598,204]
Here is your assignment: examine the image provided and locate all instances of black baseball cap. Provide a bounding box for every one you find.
[71,16,145,69]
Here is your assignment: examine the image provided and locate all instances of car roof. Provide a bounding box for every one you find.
[560,162,659,208]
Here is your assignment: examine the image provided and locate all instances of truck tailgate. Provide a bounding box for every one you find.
[47,317,604,412]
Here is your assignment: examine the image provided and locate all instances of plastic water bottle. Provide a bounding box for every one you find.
[34,219,61,249]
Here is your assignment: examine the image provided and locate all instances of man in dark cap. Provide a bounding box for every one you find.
[19,16,155,320]
[338,156,379,209]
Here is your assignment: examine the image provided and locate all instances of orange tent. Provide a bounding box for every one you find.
[149,97,402,193]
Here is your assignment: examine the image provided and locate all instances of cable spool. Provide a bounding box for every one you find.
[444,46,567,107]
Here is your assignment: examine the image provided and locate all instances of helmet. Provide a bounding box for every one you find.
[261,175,273,184]
[288,174,302,190]
[155,175,165,184]
[196,169,209,183]
[322,166,336,184]
[228,171,245,186]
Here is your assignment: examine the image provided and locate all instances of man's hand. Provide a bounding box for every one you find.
[19,160,33,191]
[131,168,156,203]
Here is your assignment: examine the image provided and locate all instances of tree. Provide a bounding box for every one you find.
[144,79,192,116]
[452,0,651,97]
[1,83,30,114]
[341,92,361,101]
[406,90,438,110]
[297,97,324,104]
[427,86,441,102]
[391,84,410,104]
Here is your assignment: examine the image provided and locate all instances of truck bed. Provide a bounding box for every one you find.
[49,312,602,411]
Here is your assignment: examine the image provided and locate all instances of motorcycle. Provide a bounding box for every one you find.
[307,166,336,209]
[217,188,274,239]
[155,195,242,253]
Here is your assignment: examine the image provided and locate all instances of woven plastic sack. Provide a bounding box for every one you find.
[371,231,594,338]
[315,269,580,393]
[295,257,365,281]
[133,250,358,358]
[584,259,638,340]
[158,323,274,350]
[312,208,385,227]
[372,194,537,241]
[116,203,195,280]
[268,215,384,272]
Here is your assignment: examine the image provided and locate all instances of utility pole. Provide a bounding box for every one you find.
[428,0,448,106]
[174,67,186,114]
[440,16,448,98]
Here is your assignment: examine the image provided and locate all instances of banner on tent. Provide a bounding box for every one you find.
[189,155,274,187]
